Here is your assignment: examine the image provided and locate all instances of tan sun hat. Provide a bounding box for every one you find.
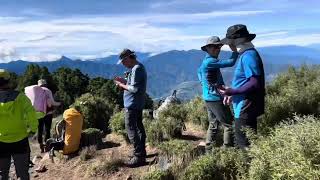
[201,36,223,51]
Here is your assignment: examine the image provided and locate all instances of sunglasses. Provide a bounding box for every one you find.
[208,44,223,49]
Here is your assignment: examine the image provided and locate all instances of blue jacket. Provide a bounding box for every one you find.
[197,52,239,101]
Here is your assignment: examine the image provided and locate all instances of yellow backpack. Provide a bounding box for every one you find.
[62,108,83,155]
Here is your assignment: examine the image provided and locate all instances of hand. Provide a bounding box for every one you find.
[218,86,233,96]
[114,76,126,84]
[223,96,232,105]
[229,44,237,52]
[114,80,122,87]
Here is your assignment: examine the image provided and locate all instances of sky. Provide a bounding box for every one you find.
[0,0,319,62]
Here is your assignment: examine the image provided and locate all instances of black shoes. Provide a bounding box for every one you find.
[125,156,146,168]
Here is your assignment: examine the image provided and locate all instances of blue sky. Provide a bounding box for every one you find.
[0,0,319,62]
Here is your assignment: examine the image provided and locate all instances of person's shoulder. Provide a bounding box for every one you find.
[41,87,50,91]
[242,49,259,57]
[135,63,146,71]
[241,49,260,62]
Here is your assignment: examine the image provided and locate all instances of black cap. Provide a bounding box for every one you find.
[220,24,256,45]
[118,49,135,64]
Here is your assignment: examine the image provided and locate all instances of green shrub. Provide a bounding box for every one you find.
[73,93,113,132]
[143,169,174,180]
[145,119,165,147]
[158,104,187,138]
[158,140,194,160]
[186,96,208,130]
[158,140,199,179]
[183,148,249,180]
[260,66,320,134]
[249,116,320,180]
[81,128,103,148]
[182,154,216,180]
[110,110,126,138]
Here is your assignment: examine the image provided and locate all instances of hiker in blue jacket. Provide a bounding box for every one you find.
[219,24,266,149]
[197,36,239,152]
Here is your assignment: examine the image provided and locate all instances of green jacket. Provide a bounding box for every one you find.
[0,90,44,143]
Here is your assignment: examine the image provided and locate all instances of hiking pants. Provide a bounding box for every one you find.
[0,138,30,180]
[205,101,234,148]
[125,109,146,158]
[38,114,53,145]
[235,116,257,149]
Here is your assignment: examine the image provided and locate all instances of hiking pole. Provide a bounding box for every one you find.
[49,147,55,163]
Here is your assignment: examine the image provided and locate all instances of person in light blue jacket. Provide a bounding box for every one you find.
[197,36,238,151]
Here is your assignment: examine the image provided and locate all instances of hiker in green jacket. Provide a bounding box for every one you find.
[0,69,41,180]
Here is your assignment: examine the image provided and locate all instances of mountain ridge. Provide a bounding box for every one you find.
[1,45,319,98]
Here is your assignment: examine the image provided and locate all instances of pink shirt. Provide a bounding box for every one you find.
[25,85,47,113]
[25,85,60,114]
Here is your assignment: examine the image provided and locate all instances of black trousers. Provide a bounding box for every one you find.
[38,114,53,145]
[0,138,30,180]
[125,109,146,158]
[235,116,257,149]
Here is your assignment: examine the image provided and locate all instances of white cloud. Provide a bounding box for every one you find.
[0,44,16,62]
[254,33,320,47]
[0,9,315,62]
[258,31,289,38]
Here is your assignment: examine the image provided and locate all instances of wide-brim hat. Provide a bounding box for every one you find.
[201,36,223,51]
[117,49,135,65]
[221,24,256,46]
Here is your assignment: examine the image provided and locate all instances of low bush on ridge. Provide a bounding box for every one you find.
[249,115,320,179]
[260,66,320,134]
[185,96,209,130]
[73,93,113,132]
[182,115,320,180]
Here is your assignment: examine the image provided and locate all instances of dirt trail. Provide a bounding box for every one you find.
[10,123,205,180]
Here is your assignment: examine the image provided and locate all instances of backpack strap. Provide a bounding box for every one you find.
[0,90,19,103]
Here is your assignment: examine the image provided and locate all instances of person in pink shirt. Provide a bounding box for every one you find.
[36,79,61,152]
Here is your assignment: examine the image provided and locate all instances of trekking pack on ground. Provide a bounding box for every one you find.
[45,108,83,155]
[154,90,182,119]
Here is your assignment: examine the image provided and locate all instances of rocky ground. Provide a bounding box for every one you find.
[8,123,205,180]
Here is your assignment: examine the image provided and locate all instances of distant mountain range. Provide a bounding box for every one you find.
[91,52,152,64]
[1,45,319,99]
[307,44,320,51]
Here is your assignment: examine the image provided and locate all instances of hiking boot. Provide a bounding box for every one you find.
[125,156,146,168]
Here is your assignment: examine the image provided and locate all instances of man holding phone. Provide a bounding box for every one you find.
[197,36,239,152]
[114,49,147,167]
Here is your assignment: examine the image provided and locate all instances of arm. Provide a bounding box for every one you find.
[224,76,260,95]
[206,52,239,69]
[117,67,144,93]
[46,90,61,107]
[220,53,262,96]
